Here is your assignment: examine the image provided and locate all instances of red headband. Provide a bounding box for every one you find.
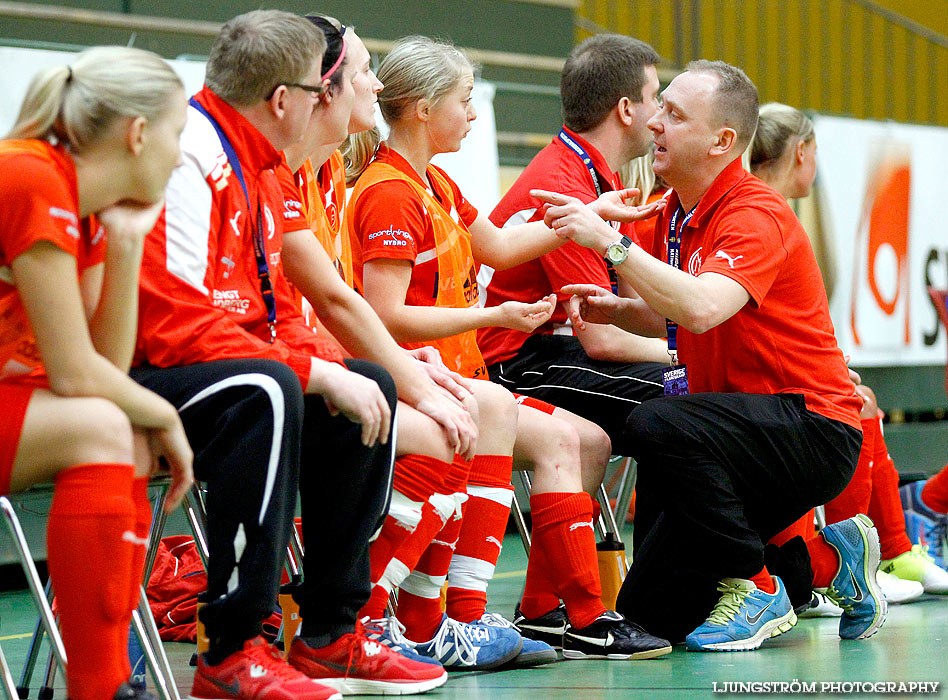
[322,37,347,82]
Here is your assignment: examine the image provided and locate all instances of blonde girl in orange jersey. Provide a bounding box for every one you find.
[0,48,193,700]
[346,36,671,663]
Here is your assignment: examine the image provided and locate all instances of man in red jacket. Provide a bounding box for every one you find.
[133,10,443,699]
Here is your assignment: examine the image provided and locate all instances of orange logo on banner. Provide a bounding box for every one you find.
[850,154,911,346]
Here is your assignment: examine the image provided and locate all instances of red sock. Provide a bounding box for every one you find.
[446,454,513,623]
[526,492,605,628]
[399,513,464,642]
[769,510,815,546]
[866,419,913,559]
[47,463,137,700]
[130,477,152,609]
[823,417,875,525]
[362,498,448,620]
[921,464,948,514]
[808,535,841,588]
[749,566,776,594]
[591,499,602,523]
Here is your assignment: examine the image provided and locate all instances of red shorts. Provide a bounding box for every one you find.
[512,392,556,415]
[0,382,37,495]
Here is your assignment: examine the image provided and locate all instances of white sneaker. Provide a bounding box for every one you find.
[881,544,948,594]
[876,570,925,603]
[799,590,843,618]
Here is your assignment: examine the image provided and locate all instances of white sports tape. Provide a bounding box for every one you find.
[447,554,495,592]
[400,569,446,599]
[429,492,458,522]
[466,484,513,507]
[378,558,411,593]
[388,491,424,530]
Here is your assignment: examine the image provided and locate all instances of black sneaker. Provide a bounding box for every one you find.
[562,610,672,660]
[513,602,568,649]
[112,681,158,700]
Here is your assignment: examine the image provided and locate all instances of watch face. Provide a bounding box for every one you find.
[607,243,627,265]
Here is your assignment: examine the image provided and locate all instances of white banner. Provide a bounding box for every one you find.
[814,114,948,366]
[0,46,501,212]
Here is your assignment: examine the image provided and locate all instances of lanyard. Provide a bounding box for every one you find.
[665,204,697,364]
[189,98,277,343]
[557,128,620,293]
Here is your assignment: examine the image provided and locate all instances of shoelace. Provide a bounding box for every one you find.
[430,618,481,665]
[479,611,515,629]
[706,581,751,626]
[364,615,417,651]
[823,584,855,612]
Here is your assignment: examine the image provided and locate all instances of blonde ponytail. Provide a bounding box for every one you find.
[7,46,182,152]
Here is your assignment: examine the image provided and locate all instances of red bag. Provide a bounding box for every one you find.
[146,536,206,642]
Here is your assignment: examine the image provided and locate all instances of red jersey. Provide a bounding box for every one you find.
[651,158,861,430]
[478,126,636,365]
[134,87,342,388]
[0,140,105,383]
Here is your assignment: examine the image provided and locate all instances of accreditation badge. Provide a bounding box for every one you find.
[662,364,689,396]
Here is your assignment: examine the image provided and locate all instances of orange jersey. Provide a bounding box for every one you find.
[0,140,104,383]
[297,152,353,288]
[347,147,487,379]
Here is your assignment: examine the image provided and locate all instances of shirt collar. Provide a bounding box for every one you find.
[670,157,749,228]
[194,87,284,174]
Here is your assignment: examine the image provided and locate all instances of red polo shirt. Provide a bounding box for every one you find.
[651,158,861,430]
[479,126,636,365]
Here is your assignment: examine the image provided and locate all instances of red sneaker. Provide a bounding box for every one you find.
[287,625,448,696]
[189,636,341,700]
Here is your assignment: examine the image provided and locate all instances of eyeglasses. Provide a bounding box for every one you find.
[266,81,327,100]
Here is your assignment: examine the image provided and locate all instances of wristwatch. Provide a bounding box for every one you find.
[605,235,633,266]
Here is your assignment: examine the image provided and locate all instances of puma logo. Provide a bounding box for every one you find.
[229,210,242,237]
[486,536,503,548]
[714,251,744,268]
[569,520,594,532]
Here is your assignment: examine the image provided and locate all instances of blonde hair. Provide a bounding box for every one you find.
[747,102,814,173]
[205,10,325,107]
[619,152,660,206]
[6,46,182,152]
[344,35,474,182]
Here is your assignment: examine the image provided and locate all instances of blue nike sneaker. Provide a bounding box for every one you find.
[901,480,947,569]
[820,514,887,640]
[685,576,796,652]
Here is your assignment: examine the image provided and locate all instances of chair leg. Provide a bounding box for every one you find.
[512,472,533,555]
[612,457,637,532]
[597,483,623,543]
[0,498,66,671]
[0,644,18,700]
[183,485,210,567]
[15,578,52,697]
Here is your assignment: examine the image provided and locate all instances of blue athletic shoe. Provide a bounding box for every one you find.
[820,514,888,640]
[474,612,557,667]
[362,616,444,666]
[901,480,947,569]
[685,576,796,652]
[412,614,522,670]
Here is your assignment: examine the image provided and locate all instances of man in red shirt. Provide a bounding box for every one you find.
[479,34,668,449]
[133,10,440,698]
[535,61,884,651]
